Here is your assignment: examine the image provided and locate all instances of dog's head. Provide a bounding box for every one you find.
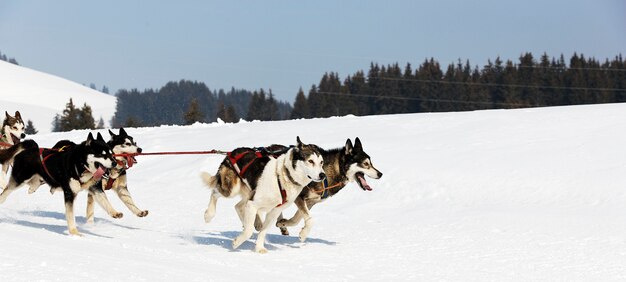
[3,111,26,144]
[344,137,382,191]
[84,132,115,179]
[108,127,142,165]
[291,136,326,183]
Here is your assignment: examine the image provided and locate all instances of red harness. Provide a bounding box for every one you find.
[39,146,69,182]
[104,158,135,190]
[227,148,288,207]
[227,150,263,177]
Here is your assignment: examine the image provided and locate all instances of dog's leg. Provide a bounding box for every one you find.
[276,213,289,235]
[63,188,81,236]
[204,189,220,223]
[86,194,95,223]
[276,197,310,230]
[234,198,248,227]
[232,201,258,250]
[0,177,20,204]
[114,185,148,217]
[89,186,123,219]
[295,198,314,242]
[27,175,43,194]
[0,164,8,188]
[255,208,284,254]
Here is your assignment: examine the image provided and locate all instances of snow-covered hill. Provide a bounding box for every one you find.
[0,60,116,133]
[1,103,626,281]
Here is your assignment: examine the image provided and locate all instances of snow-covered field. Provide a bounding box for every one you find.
[1,103,626,281]
[0,60,116,132]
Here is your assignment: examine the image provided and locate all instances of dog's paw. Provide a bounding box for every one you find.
[232,237,245,249]
[111,212,124,219]
[276,219,288,227]
[280,227,289,236]
[68,228,83,236]
[299,228,310,242]
[254,221,263,231]
[255,247,268,254]
[137,210,149,217]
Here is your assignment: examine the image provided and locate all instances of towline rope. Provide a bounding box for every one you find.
[113,149,229,158]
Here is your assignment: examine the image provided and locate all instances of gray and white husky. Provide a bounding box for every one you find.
[200,137,326,253]
[276,137,383,240]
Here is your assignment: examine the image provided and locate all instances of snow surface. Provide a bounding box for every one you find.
[0,60,116,133]
[1,103,626,281]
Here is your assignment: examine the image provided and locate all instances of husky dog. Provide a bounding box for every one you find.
[201,137,326,253]
[276,137,383,240]
[0,133,116,236]
[0,111,26,146]
[0,111,26,187]
[85,128,148,223]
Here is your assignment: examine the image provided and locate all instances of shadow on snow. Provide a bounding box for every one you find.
[190,230,336,251]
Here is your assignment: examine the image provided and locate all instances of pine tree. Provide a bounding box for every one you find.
[183,98,205,125]
[96,117,105,129]
[125,117,142,127]
[51,114,61,132]
[79,103,96,129]
[216,101,227,122]
[224,105,239,123]
[290,88,310,119]
[24,120,38,135]
[59,98,80,131]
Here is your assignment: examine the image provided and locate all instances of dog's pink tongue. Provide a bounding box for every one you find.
[93,167,106,180]
[358,174,372,191]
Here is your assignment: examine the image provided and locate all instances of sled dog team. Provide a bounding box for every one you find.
[0,111,383,253]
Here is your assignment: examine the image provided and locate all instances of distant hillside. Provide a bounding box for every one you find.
[0,60,116,133]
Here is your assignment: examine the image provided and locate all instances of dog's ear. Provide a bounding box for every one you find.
[354,137,363,152]
[345,139,353,155]
[5,111,10,119]
[296,136,303,149]
[14,111,22,121]
[119,127,127,136]
[96,132,105,142]
[86,132,95,145]
[108,129,116,137]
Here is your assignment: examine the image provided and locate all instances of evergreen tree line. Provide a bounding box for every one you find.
[291,52,626,118]
[112,80,292,127]
[0,50,19,65]
[52,98,104,132]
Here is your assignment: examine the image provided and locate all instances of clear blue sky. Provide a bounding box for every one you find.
[1,0,624,102]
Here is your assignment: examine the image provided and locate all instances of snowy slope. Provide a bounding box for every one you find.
[0,60,116,133]
[1,103,626,281]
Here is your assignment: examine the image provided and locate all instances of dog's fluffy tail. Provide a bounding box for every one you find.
[200,171,219,189]
[0,139,38,164]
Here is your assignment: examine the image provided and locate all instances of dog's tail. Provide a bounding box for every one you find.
[200,171,220,190]
[0,139,38,164]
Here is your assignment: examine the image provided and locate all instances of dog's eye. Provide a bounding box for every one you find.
[308,160,314,165]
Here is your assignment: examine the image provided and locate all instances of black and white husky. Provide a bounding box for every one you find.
[201,137,326,253]
[0,133,115,236]
[0,111,27,186]
[276,137,383,240]
[85,128,148,223]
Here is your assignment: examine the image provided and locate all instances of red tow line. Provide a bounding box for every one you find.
[113,149,229,158]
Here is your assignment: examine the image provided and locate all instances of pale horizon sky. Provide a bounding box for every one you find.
[1,0,624,102]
